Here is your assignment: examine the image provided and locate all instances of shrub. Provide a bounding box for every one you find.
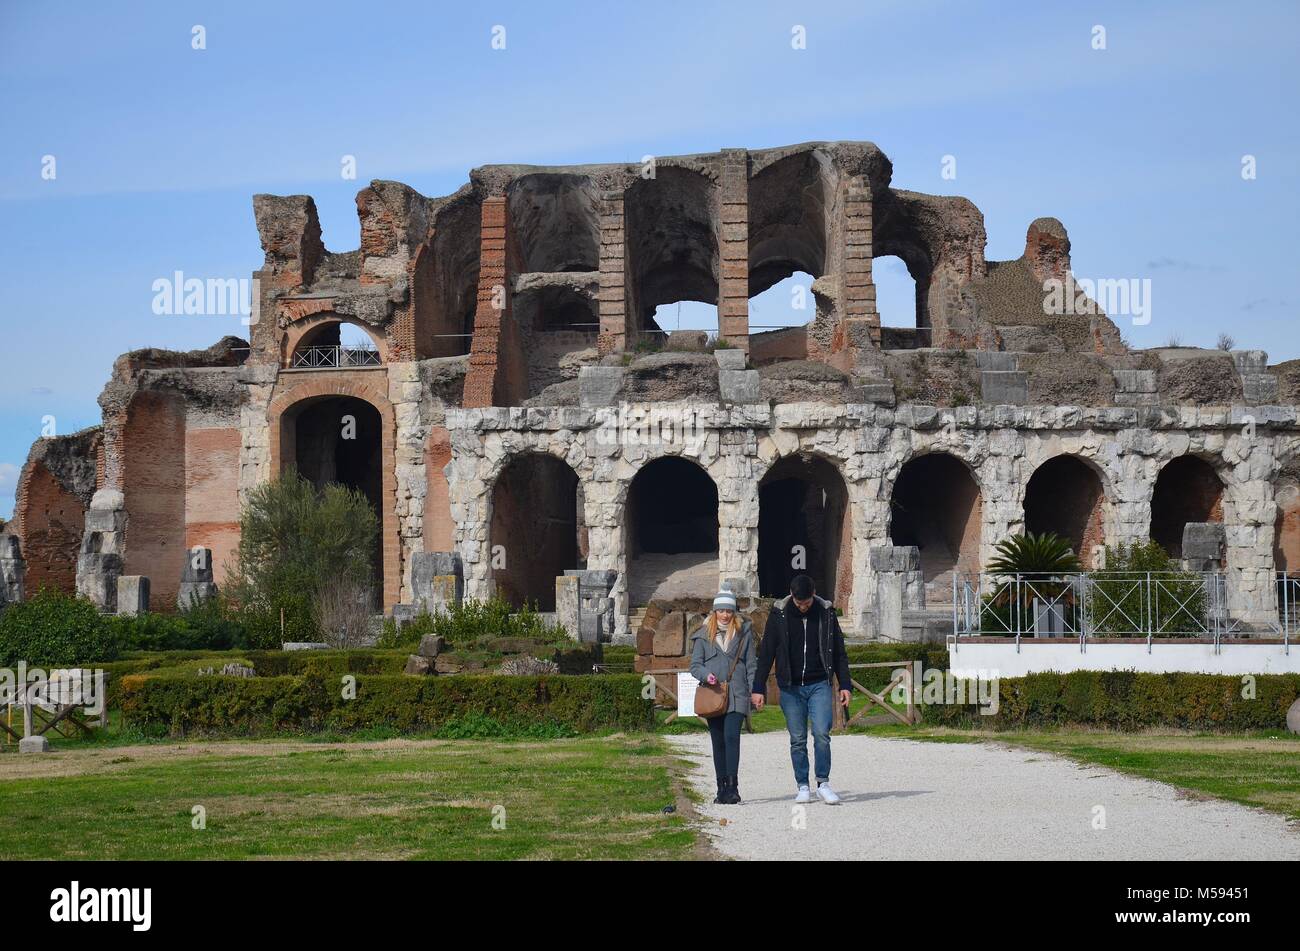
[118,673,653,737]
[380,598,567,651]
[923,671,1300,732]
[109,598,251,653]
[1088,541,1206,637]
[0,588,118,665]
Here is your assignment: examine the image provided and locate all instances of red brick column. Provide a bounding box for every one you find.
[463,197,523,407]
[840,174,879,348]
[597,189,628,354]
[718,149,749,351]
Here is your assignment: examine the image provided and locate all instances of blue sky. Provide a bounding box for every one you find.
[1,0,1297,518]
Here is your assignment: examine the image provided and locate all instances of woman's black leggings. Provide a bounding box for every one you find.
[707,711,745,780]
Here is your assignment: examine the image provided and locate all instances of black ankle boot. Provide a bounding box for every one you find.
[720,776,740,804]
[714,778,726,804]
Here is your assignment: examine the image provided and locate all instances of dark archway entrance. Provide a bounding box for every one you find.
[1150,455,1224,558]
[490,453,581,611]
[290,396,384,601]
[758,455,849,604]
[626,457,718,606]
[890,453,982,602]
[1023,455,1105,569]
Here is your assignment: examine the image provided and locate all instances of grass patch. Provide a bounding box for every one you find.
[0,734,695,860]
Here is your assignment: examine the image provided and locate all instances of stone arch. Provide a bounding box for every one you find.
[624,166,719,341]
[747,150,834,298]
[1023,453,1109,568]
[280,315,388,369]
[268,378,399,610]
[623,453,720,606]
[1150,453,1225,558]
[887,450,983,601]
[507,173,600,273]
[487,450,583,611]
[757,451,851,604]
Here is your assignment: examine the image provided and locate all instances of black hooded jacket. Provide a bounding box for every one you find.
[751,594,851,694]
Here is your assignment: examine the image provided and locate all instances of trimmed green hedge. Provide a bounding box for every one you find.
[922,671,1300,732]
[118,673,653,737]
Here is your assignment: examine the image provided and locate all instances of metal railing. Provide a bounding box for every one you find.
[953,571,1234,651]
[1280,573,1300,637]
[291,345,382,369]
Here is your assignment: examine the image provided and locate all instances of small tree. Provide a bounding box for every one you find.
[227,473,378,646]
[1215,333,1235,351]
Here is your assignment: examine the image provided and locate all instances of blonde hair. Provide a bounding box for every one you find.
[706,609,742,644]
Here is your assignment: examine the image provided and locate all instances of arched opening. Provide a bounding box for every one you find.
[626,457,718,606]
[513,283,601,398]
[291,320,383,369]
[625,167,718,346]
[508,174,600,273]
[873,195,938,350]
[1024,455,1105,569]
[748,150,833,362]
[489,453,580,611]
[874,254,925,345]
[758,454,850,604]
[889,453,982,601]
[286,396,384,602]
[416,194,480,358]
[1150,455,1224,558]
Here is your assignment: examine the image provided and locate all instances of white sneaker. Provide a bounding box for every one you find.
[816,782,842,805]
[794,785,812,803]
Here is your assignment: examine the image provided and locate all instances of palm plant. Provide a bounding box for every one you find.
[986,531,1081,576]
[981,532,1081,634]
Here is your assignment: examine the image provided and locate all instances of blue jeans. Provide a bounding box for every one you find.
[778,679,833,787]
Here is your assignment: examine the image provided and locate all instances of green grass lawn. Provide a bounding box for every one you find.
[0,734,696,860]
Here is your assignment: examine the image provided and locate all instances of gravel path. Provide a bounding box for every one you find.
[669,732,1300,860]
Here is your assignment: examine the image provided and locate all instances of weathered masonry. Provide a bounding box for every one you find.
[7,141,1299,639]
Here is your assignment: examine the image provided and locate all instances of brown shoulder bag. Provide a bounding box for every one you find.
[694,631,748,719]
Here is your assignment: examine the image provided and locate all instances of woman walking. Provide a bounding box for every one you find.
[689,588,757,804]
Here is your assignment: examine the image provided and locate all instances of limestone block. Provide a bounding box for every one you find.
[116,576,150,616]
[1181,522,1226,563]
[870,546,920,573]
[714,349,746,370]
[980,370,1028,405]
[579,366,625,407]
[719,369,760,404]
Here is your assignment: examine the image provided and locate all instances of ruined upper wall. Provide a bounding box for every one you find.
[245,141,1151,409]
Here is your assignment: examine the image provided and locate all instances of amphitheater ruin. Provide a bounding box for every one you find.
[3,140,1298,645]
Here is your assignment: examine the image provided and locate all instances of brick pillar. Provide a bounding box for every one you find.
[462,197,517,407]
[718,149,749,352]
[597,190,629,354]
[840,175,879,348]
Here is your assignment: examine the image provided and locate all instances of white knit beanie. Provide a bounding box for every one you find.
[712,588,737,612]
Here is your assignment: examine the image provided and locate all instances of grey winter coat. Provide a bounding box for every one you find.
[689,619,758,716]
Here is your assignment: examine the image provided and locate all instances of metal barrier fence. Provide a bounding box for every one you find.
[291,345,382,369]
[1280,573,1300,637]
[952,571,1238,649]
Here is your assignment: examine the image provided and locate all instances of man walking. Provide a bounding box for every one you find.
[751,574,852,804]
